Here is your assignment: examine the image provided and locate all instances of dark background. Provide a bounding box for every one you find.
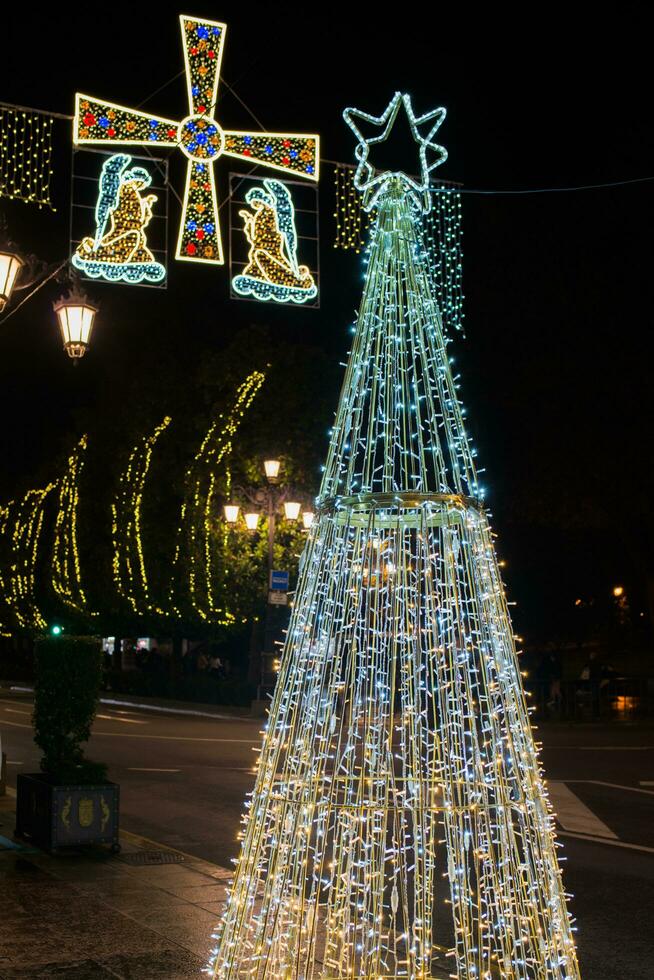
[2,4,653,651]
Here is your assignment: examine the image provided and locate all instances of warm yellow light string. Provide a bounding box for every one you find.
[333,165,370,252]
[169,370,265,623]
[0,107,55,210]
[111,417,172,615]
[52,435,91,613]
[0,484,56,631]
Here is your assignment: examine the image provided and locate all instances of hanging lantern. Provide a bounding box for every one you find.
[53,288,97,360]
[0,249,24,311]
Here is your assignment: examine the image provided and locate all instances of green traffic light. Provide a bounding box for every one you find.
[50,625,62,636]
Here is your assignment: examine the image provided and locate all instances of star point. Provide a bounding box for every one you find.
[343,92,448,212]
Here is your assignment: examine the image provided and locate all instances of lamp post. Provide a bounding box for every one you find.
[223,459,311,702]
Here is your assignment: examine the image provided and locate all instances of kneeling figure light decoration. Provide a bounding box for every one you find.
[232,178,316,304]
[72,154,165,284]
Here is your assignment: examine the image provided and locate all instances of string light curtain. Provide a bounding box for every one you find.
[333,164,370,252]
[425,184,464,336]
[209,156,580,978]
[0,107,55,210]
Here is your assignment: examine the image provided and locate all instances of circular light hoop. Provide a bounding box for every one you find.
[178,114,224,161]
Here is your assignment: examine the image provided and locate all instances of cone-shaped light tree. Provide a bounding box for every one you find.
[209,93,581,980]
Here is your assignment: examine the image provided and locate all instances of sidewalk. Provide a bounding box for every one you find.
[0,792,229,979]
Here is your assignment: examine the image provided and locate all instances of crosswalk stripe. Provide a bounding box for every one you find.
[548,780,618,839]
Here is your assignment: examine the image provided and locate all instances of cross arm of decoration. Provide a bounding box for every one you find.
[73,15,320,265]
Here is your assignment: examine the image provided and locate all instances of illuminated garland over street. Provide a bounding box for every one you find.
[0,107,55,209]
[73,14,319,265]
[209,94,580,980]
[52,435,90,613]
[111,417,171,616]
[170,370,265,624]
[0,484,56,631]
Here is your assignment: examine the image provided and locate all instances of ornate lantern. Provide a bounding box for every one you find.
[53,288,98,360]
[0,249,24,311]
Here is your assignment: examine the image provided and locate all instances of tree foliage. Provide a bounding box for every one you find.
[33,635,106,783]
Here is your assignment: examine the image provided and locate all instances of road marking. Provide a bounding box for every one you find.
[2,694,253,724]
[558,831,654,855]
[0,719,254,743]
[7,761,23,765]
[563,779,654,797]
[92,731,256,742]
[100,696,253,722]
[127,767,181,772]
[639,781,654,787]
[548,781,617,838]
[96,713,148,725]
[2,707,30,716]
[577,746,654,751]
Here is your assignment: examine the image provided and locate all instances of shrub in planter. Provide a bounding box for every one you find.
[15,636,119,852]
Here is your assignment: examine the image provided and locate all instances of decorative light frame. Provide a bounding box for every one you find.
[73,15,320,266]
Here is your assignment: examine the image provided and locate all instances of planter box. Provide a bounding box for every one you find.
[15,772,120,853]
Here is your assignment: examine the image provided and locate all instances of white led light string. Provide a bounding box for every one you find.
[208,98,580,980]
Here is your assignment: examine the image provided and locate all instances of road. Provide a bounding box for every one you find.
[1,690,653,979]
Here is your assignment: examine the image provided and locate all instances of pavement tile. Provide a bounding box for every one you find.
[118,865,205,883]
[98,888,191,911]
[143,872,224,895]
[167,883,228,904]
[196,901,225,914]
[136,904,217,958]
[0,958,115,979]
[94,948,206,979]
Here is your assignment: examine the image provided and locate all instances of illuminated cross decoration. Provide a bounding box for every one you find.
[73,14,320,266]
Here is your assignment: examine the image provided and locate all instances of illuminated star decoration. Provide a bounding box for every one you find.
[343,91,447,212]
[73,14,320,265]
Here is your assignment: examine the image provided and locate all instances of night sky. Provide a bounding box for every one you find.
[2,6,653,646]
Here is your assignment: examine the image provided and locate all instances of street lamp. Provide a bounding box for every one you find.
[223,504,240,524]
[221,459,313,703]
[264,459,281,483]
[283,500,301,521]
[53,287,98,360]
[244,511,260,532]
[0,249,24,311]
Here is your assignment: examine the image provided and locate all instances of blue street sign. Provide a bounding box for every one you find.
[270,570,289,591]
